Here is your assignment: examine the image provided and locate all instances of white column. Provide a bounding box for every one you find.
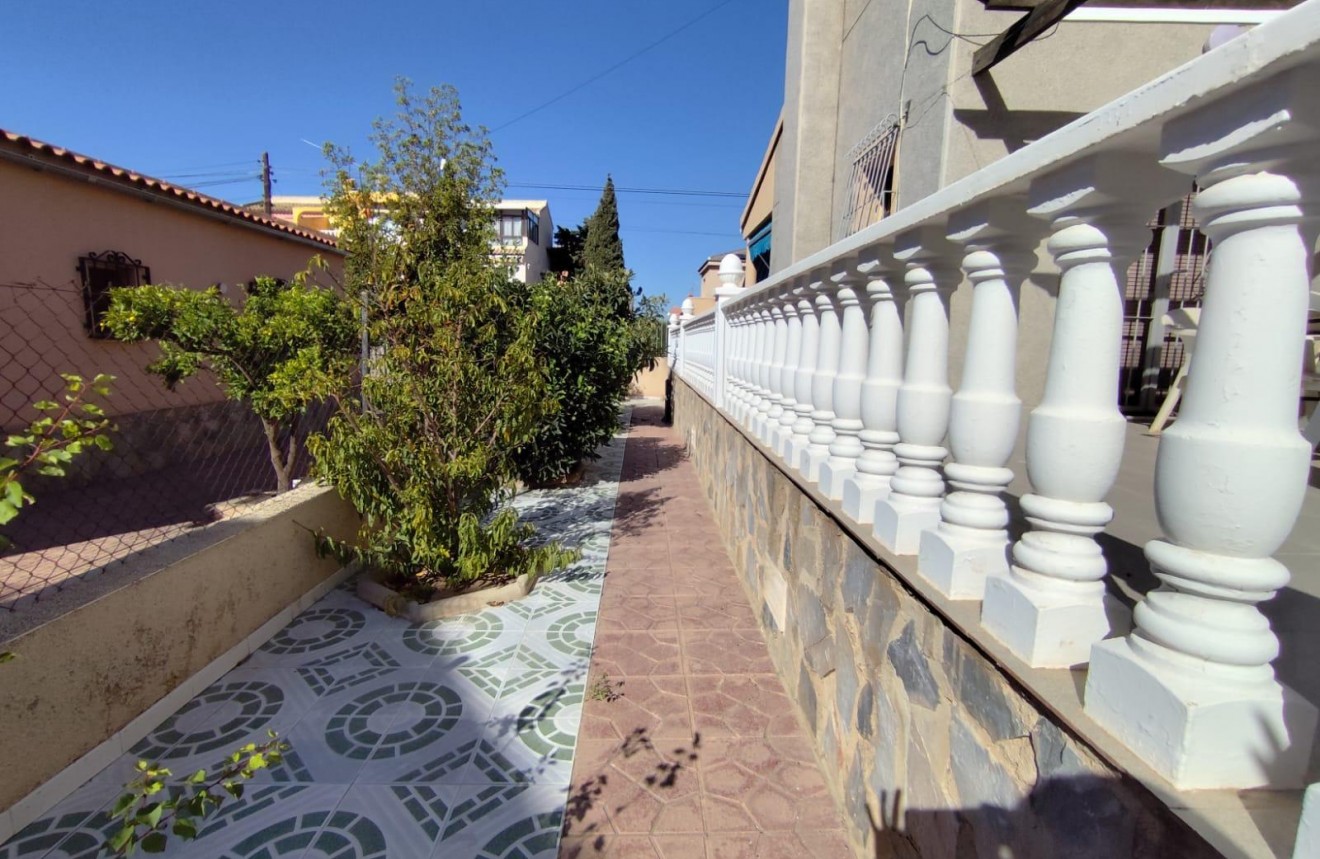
[1086,73,1319,790]
[784,285,821,464]
[873,233,958,554]
[677,297,694,380]
[980,155,1180,667]
[762,295,790,444]
[751,304,775,437]
[842,256,904,525]
[774,284,804,448]
[919,203,1037,599]
[726,308,746,420]
[819,262,868,500]
[738,306,761,425]
[800,285,842,481]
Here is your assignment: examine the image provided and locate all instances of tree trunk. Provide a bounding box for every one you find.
[261,418,293,493]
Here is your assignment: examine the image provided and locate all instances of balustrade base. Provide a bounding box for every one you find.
[1085,637,1319,790]
[981,572,1118,668]
[872,497,940,555]
[818,461,855,501]
[751,412,771,440]
[918,529,1009,600]
[842,475,890,525]
[800,445,831,482]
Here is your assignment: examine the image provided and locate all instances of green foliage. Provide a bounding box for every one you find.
[103,271,357,492]
[106,733,287,856]
[547,223,588,280]
[0,373,115,550]
[513,269,635,485]
[582,175,626,274]
[311,79,575,596]
[629,293,670,374]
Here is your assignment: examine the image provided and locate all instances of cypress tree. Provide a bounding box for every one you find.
[583,175,626,273]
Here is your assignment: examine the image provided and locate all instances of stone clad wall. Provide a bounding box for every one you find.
[672,380,1217,859]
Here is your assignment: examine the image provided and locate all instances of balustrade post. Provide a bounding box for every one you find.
[842,253,905,524]
[800,282,843,481]
[872,230,959,553]
[1085,74,1319,789]
[774,282,805,448]
[980,155,1181,667]
[714,256,745,413]
[762,294,790,443]
[784,279,823,464]
[751,303,776,437]
[919,202,1038,599]
[819,260,869,499]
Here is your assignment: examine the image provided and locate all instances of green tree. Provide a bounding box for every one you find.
[514,269,635,484]
[103,273,357,493]
[582,175,626,275]
[311,79,573,597]
[547,223,588,280]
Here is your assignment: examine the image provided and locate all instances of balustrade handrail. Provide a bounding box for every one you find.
[673,0,1320,813]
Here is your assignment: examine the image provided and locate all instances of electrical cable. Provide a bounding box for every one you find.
[489,0,742,133]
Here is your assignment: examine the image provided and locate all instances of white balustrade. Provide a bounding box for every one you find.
[841,255,904,524]
[784,282,822,463]
[980,156,1182,668]
[819,261,869,500]
[663,4,1320,795]
[918,203,1037,599]
[1085,69,1320,790]
[801,283,842,481]
[872,231,958,553]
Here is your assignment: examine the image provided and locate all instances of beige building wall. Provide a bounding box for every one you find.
[0,162,344,428]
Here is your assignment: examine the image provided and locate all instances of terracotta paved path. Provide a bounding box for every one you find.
[560,405,850,858]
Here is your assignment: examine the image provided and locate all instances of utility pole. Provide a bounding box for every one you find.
[260,152,272,217]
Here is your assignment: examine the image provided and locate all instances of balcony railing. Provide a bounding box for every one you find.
[671,0,1320,794]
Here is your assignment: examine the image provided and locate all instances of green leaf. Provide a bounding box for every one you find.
[109,823,135,852]
[144,802,163,828]
[141,832,168,853]
[112,793,137,818]
[187,769,207,785]
[172,818,198,840]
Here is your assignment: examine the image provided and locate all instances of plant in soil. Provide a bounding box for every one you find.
[310,79,575,600]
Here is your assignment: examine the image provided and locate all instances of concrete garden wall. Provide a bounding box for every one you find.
[672,379,1218,859]
[0,483,358,825]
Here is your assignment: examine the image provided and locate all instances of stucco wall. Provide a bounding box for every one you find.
[672,379,1218,859]
[0,159,343,428]
[0,484,359,816]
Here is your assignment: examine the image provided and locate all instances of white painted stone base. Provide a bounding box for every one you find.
[800,446,830,482]
[1295,784,1320,859]
[818,461,854,501]
[980,571,1112,668]
[1085,637,1319,790]
[751,413,768,439]
[841,475,889,525]
[917,529,1009,600]
[872,497,940,555]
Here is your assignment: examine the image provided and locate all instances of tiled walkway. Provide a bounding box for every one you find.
[0,404,846,859]
[561,406,847,858]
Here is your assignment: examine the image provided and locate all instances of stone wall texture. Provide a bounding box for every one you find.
[672,380,1218,859]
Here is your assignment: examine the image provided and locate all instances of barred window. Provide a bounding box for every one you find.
[839,116,900,240]
[77,250,150,339]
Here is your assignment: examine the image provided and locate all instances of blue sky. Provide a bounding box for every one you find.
[1,0,787,308]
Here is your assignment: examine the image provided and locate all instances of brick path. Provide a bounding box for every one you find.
[561,405,850,858]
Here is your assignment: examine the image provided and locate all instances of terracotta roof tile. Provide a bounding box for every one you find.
[0,129,341,251]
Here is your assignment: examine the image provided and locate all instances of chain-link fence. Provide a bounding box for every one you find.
[0,279,329,611]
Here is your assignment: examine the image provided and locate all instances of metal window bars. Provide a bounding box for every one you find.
[838,115,900,241]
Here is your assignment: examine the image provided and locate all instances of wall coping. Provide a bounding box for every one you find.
[675,376,1301,859]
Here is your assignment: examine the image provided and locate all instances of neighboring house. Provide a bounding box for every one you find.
[262,195,554,284]
[696,249,746,300]
[759,0,1295,409]
[0,129,344,481]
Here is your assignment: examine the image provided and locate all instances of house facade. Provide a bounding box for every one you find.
[0,130,344,481]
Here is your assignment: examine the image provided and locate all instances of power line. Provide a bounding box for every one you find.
[506,181,743,198]
[489,0,741,133]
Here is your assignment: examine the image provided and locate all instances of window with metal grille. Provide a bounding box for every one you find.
[77,250,150,339]
[839,116,900,240]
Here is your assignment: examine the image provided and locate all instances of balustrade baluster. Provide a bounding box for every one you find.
[842,255,904,525]
[820,261,868,499]
[751,304,775,437]
[1085,75,1319,789]
[784,281,822,464]
[801,283,842,481]
[763,296,790,443]
[872,232,958,553]
[774,284,804,448]
[919,203,1037,599]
